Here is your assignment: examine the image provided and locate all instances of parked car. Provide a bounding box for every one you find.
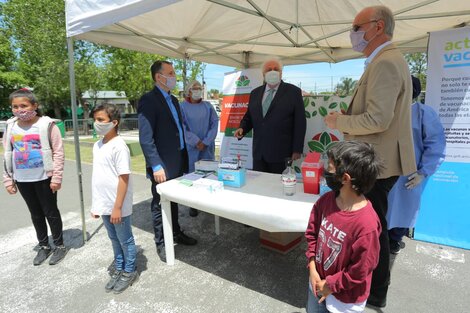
[207,99,221,117]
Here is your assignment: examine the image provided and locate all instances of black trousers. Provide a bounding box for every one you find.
[365,176,398,302]
[253,157,285,174]
[150,179,181,247]
[16,177,64,247]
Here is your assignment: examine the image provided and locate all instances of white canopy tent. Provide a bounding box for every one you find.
[66,0,470,67]
[64,0,470,241]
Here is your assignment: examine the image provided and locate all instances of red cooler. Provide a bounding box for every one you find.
[301,152,323,194]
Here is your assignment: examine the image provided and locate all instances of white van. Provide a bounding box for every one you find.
[207,99,221,117]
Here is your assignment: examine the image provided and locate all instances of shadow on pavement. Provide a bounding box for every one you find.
[131,199,308,308]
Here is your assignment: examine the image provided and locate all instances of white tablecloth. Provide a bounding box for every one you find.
[157,170,320,264]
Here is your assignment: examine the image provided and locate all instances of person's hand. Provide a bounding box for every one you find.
[90,213,100,219]
[153,168,167,184]
[324,112,341,129]
[6,185,17,195]
[110,208,122,224]
[196,141,206,151]
[309,267,322,297]
[316,279,332,303]
[292,152,301,161]
[405,172,425,189]
[50,182,61,193]
[234,128,244,139]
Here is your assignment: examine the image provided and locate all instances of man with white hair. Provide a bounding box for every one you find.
[234,58,306,174]
[324,5,415,308]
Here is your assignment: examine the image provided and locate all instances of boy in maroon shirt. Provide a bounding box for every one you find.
[305,141,382,313]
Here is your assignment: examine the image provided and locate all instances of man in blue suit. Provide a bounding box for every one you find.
[138,60,197,260]
[234,58,306,174]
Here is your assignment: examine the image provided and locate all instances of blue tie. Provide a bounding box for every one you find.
[262,88,275,117]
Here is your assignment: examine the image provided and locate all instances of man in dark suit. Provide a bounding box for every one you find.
[234,58,306,174]
[138,60,197,260]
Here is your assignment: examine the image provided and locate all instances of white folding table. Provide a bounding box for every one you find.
[156,171,319,265]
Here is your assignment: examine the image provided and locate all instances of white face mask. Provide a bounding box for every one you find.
[94,121,116,136]
[191,89,202,101]
[264,70,281,86]
[350,24,377,53]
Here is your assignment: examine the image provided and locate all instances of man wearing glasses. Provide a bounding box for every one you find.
[325,5,416,309]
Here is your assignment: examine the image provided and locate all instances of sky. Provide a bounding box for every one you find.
[202,58,367,94]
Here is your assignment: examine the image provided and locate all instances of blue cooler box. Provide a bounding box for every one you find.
[218,168,246,187]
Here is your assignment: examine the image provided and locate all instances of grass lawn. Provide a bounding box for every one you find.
[63,141,147,174]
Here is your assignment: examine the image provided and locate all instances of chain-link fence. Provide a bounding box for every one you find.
[63,118,139,138]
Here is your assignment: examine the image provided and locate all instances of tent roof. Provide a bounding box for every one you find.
[66,0,470,68]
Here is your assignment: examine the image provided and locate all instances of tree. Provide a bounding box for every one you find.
[2,0,107,118]
[335,77,357,96]
[173,59,205,94]
[104,48,164,110]
[405,52,427,91]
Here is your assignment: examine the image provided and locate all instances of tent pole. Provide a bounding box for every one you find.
[66,37,87,245]
[243,51,250,68]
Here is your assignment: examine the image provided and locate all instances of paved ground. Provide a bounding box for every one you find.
[0,159,469,313]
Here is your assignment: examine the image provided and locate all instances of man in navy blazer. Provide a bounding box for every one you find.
[234,58,306,174]
[138,60,197,260]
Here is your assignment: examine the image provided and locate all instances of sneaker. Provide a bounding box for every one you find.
[113,271,139,294]
[174,232,197,246]
[189,208,199,217]
[105,269,122,292]
[390,240,401,255]
[156,244,166,262]
[33,246,52,266]
[49,246,68,265]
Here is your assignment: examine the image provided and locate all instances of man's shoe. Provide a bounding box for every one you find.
[367,294,387,308]
[390,240,401,255]
[174,232,197,246]
[113,271,139,294]
[189,208,199,217]
[157,245,166,262]
[49,246,68,265]
[33,246,52,266]
[105,269,122,292]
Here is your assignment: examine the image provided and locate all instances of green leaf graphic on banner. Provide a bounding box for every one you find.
[319,106,328,117]
[242,79,249,86]
[312,111,318,117]
[329,102,338,109]
[294,166,301,173]
[340,102,349,112]
[308,141,325,152]
[305,111,311,118]
[320,132,331,146]
[325,141,338,151]
[311,100,316,107]
[303,97,310,108]
[323,96,330,101]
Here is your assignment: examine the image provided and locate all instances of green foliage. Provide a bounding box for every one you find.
[335,77,357,96]
[405,52,427,91]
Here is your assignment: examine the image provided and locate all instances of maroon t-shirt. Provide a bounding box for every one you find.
[305,191,381,303]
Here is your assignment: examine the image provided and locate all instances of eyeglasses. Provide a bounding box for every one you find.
[351,20,377,32]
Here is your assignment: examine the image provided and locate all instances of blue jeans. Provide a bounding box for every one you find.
[102,215,136,273]
[306,283,329,313]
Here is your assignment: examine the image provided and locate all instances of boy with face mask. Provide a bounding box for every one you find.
[91,103,138,294]
[305,141,382,313]
[180,80,219,217]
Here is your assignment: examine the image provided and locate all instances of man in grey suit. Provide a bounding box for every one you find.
[325,6,416,308]
[234,58,306,174]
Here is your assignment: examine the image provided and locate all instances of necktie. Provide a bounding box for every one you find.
[262,88,275,117]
